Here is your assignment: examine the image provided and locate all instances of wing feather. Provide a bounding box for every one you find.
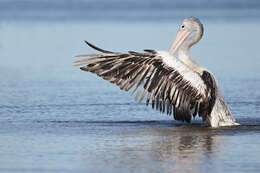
[75,42,211,123]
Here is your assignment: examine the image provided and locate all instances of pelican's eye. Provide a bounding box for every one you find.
[181,25,185,29]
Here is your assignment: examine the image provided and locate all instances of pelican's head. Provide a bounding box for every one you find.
[169,17,204,55]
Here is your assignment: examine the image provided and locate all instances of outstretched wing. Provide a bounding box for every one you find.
[74,41,212,123]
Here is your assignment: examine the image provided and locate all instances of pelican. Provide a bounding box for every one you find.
[74,17,239,127]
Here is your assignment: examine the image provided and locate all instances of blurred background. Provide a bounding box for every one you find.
[0,0,260,80]
[0,1,260,173]
[1,0,260,21]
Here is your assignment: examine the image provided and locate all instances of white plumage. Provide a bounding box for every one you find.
[159,51,207,97]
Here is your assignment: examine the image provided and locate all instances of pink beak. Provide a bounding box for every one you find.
[168,30,192,55]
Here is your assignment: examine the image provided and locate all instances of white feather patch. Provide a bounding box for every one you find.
[157,51,207,97]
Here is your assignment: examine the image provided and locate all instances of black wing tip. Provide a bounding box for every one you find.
[84,40,95,49]
[143,49,157,54]
[84,40,90,45]
[80,67,87,71]
[84,40,114,54]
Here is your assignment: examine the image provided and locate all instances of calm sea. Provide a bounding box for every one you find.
[0,0,260,172]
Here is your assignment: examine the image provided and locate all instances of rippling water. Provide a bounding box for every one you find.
[1,1,260,172]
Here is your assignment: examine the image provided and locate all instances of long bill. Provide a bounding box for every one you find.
[168,30,192,55]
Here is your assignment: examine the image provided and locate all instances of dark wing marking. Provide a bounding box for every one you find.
[84,41,114,54]
[199,70,217,120]
[75,41,212,123]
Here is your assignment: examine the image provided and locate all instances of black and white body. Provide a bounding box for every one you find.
[75,17,239,127]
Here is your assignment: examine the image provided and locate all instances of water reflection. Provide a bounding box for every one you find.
[149,127,224,172]
[84,125,226,173]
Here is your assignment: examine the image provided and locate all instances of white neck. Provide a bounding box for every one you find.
[178,48,204,74]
